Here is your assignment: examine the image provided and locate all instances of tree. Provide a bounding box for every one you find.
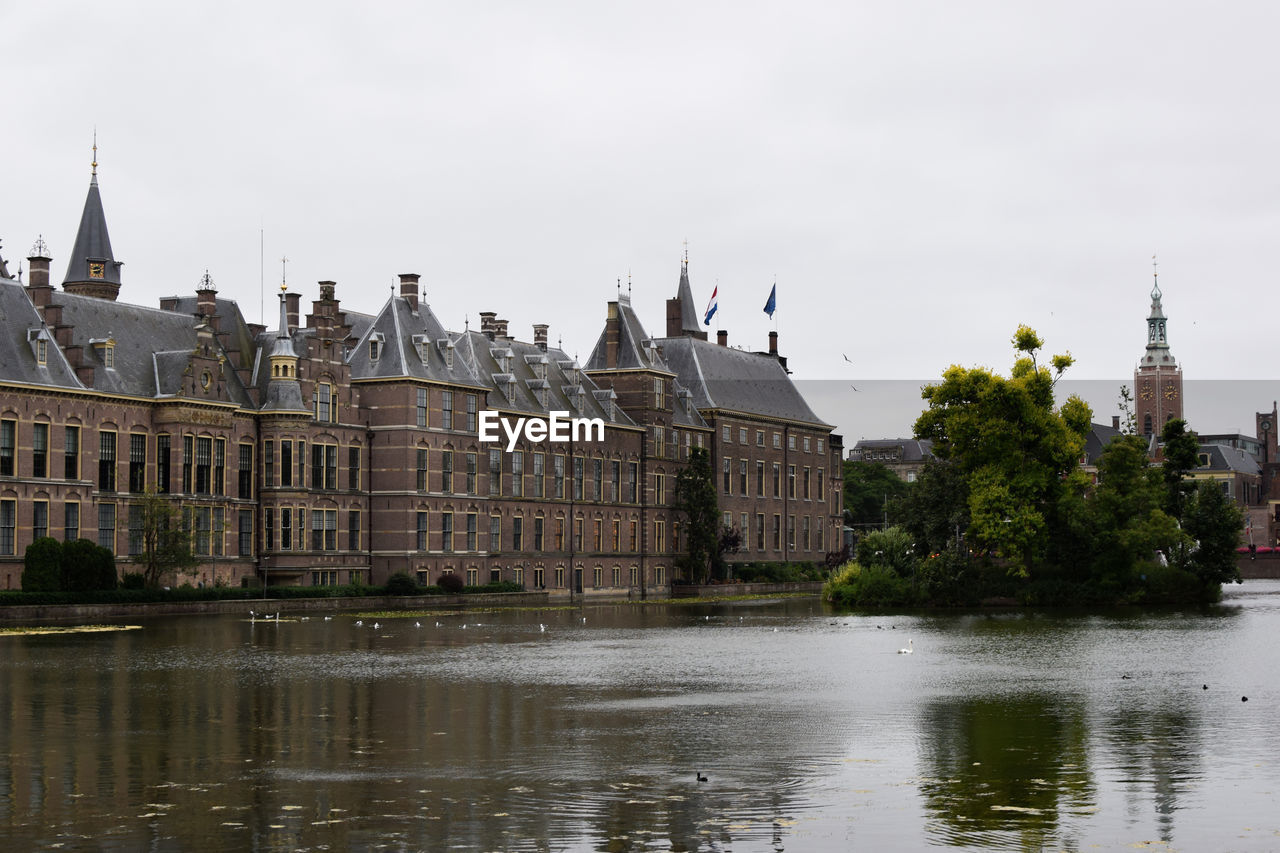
[672,446,720,583]
[21,537,63,592]
[134,488,199,588]
[1116,385,1137,435]
[62,538,117,590]
[914,326,1092,576]
[1181,480,1243,589]
[1159,419,1200,520]
[900,459,969,556]
[843,460,912,527]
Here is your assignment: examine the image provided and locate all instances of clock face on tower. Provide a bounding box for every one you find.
[1164,383,1178,401]
[1140,382,1153,400]
[88,262,104,279]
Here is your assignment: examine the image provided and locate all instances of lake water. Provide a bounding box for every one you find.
[2,583,1279,851]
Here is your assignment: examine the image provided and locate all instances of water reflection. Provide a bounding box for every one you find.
[919,695,1095,850]
[1,588,1279,850]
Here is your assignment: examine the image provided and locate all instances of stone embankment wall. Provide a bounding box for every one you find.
[669,581,825,598]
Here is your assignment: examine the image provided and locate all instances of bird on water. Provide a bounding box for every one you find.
[898,639,914,654]
[696,772,708,782]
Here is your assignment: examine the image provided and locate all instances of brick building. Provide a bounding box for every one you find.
[0,162,841,592]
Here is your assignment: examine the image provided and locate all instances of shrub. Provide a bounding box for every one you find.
[22,537,63,592]
[385,572,419,596]
[121,572,147,589]
[436,573,465,594]
[61,539,116,591]
[824,562,919,607]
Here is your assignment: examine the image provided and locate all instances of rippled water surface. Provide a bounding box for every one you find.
[3,584,1280,851]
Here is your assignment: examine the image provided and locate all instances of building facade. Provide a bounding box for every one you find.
[0,165,842,591]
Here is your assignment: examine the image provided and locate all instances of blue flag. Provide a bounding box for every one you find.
[763,283,776,318]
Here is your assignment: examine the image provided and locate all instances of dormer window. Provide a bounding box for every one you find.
[369,332,385,361]
[37,338,47,365]
[412,334,430,363]
[90,338,116,369]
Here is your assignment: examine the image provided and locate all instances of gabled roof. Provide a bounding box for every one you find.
[852,438,934,462]
[1083,422,1123,465]
[657,336,829,428]
[1196,444,1261,476]
[583,295,674,373]
[0,278,83,389]
[347,295,485,387]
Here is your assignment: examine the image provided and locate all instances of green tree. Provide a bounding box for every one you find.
[843,460,911,527]
[672,446,720,583]
[1181,480,1243,590]
[21,537,63,592]
[901,459,970,556]
[914,326,1092,575]
[1117,385,1137,435]
[134,488,199,588]
[62,538,117,591]
[1159,419,1200,520]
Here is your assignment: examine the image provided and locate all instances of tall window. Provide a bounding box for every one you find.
[97,503,116,550]
[239,510,254,556]
[739,459,748,495]
[261,439,272,490]
[593,459,603,501]
[442,511,454,552]
[264,508,275,551]
[64,425,80,480]
[489,515,501,551]
[417,449,429,492]
[788,465,796,499]
[348,509,360,551]
[466,394,478,432]
[803,467,811,500]
[513,516,523,551]
[803,516,811,551]
[416,388,428,428]
[512,451,524,497]
[756,513,765,551]
[553,454,564,499]
[655,472,666,505]
[629,521,638,552]
[442,391,454,430]
[99,431,117,491]
[348,446,360,491]
[312,444,337,490]
[441,450,453,492]
[417,511,429,551]
[627,462,638,503]
[466,452,477,494]
[64,502,79,541]
[311,509,337,551]
[183,435,194,493]
[239,444,254,499]
[0,420,14,477]
[654,377,664,409]
[722,457,732,494]
[772,463,781,498]
[654,519,665,553]
[33,423,49,478]
[756,461,765,496]
[214,438,226,495]
[533,452,545,498]
[280,440,293,487]
[489,448,502,496]
[315,382,333,422]
[0,499,14,555]
[281,508,292,550]
[574,457,584,501]
[297,441,306,487]
[129,434,147,493]
[611,461,620,502]
[195,437,213,494]
[534,516,544,551]
[33,500,49,540]
[466,513,477,550]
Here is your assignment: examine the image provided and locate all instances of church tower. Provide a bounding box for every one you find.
[62,139,123,300]
[1134,263,1183,437]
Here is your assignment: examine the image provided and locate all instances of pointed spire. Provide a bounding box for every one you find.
[676,252,701,334]
[1142,257,1174,367]
[63,141,122,300]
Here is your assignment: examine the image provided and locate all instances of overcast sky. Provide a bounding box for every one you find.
[5,2,1279,442]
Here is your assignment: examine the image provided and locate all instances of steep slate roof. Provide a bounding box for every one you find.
[852,438,934,461]
[1197,444,1261,476]
[346,296,486,388]
[1083,422,1123,465]
[583,295,674,373]
[657,336,830,427]
[62,175,122,287]
[50,291,254,406]
[675,262,702,334]
[0,277,83,389]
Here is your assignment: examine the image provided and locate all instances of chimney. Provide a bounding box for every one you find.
[319,280,336,302]
[398,273,420,312]
[533,324,549,351]
[769,331,778,355]
[479,311,497,341]
[26,238,53,308]
[605,302,619,368]
[1112,415,1120,430]
[666,296,682,337]
[196,271,218,332]
[493,318,509,339]
[717,330,728,347]
[285,293,300,333]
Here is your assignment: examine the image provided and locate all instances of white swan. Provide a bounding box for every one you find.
[898,639,914,654]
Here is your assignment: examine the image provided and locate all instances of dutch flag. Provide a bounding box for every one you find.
[703,286,718,326]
